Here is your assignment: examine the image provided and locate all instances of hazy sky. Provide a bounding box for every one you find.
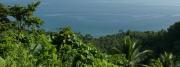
[40,0,180,6]
[2,0,180,6]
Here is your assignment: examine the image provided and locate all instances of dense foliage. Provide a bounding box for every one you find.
[0,1,180,67]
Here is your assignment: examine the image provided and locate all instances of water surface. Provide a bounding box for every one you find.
[2,0,180,36]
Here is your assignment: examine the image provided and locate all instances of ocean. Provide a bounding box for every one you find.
[2,0,180,36]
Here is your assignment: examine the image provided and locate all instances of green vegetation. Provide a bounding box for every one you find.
[0,1,180,67]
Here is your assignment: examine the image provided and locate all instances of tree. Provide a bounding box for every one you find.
[160,52,176,67]
[0,3,13,32]
[167,21,180,55]
[0,1,43,31]
[168,21,180,41]
[117,36,152,67]
[150,52,177,67]
[51,27,106,66]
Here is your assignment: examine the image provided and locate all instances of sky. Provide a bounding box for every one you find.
[3,0,180,6]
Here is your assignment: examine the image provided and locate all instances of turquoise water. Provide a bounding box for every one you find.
[2,0,180,36]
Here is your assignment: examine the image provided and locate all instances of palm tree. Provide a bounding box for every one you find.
[119,36,152,67]
[150,52,177,67]
[160,52,176,67]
